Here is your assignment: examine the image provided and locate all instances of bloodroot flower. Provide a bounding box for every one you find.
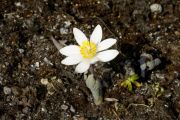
[60,25,119,73]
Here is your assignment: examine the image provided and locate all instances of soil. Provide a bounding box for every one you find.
[0,0,180,120]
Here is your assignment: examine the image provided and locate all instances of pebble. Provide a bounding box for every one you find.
[60,28,68,34]
[61,104,68,110]
[35,62,40,68]
[175,31,180,36]
[47,83,55,95]
[73,116,85,120]
[164,91,172,98]
[41,78,49,85]
[43,57,53,66]
[3,86,11,95]
[104,98,119,102]
[150,3,162,13]
[64,21,71,28]
[155,73,165,79]
[41,107,47,112]
[15,2,22,7]
[22,107,30,114]
[57,79,63,84]
[18,49,24,53]
[11,86,21,96]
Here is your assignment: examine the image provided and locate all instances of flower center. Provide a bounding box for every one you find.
[80,40,97,59]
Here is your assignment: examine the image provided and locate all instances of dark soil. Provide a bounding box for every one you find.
[0,0,180,120]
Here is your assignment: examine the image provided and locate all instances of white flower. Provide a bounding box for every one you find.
[60,25,119,73]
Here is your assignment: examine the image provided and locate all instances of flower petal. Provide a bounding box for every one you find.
[75,61,90,73]
[61,54,82,65]
[90,56,99,64]
[73,28,88,45]
[97,38,117,51]
[60,45,80,56]
[97,49,119,62]
[90,25,102,44]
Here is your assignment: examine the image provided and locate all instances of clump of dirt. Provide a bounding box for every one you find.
[0,0,180,119]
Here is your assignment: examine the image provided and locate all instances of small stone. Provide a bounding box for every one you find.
[61,104,68,110]
[104,98,119,102]
[18,49,24,53]
[40,36,44,39]
[150,3,162,13]
[15,2,21,7]
[164,91,172,98]
[51,76,56,80]
[133,10,143,16]
[73,116,85,120]
[175,31,180,36]
[22,107,30,114]
[35,62,39,68]
[43,57,53,66]
[64,21,71,28]
[57,79,62,84]
[60,28,68,34]
[155,73,165,79]
[3,86,11,95]
[41,78,49,85]
[164,104,169,108]
[41,107,47,112]
[11,86,21,96]
[64,88,67,93]
[47,83,55,95]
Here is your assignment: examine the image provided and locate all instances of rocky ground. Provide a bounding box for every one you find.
[0,0,180,120]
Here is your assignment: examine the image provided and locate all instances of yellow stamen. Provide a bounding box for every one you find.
[80,40,97,59]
